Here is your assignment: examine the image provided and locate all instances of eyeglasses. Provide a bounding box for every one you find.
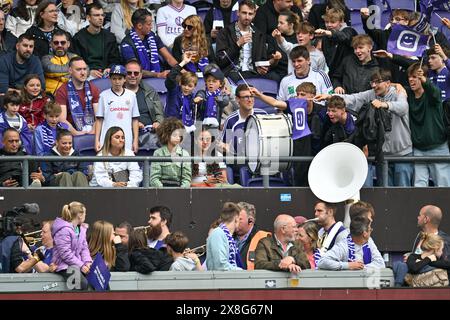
[370,79,385,86]
[183,24,194,31]
[53,40,67,46]
[238,95,254,100]
[126,71,140,76]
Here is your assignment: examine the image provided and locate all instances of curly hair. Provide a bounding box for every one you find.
[156,117,184,146]
[181,15,208,59]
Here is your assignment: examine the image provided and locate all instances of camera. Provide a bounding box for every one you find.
[0,203,39,238]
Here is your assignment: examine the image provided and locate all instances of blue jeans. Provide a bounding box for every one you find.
[388,152,413,187]
[393,260,408,286]
[413,143,450,187]
[363,163,375,187]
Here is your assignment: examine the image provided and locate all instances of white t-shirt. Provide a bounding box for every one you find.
[192,161,227,183]
[156,4,197,48]
[277,68,333,101]
[96,88,140,150]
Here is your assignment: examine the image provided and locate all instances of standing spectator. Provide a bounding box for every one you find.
[254,214,310,272]
[297,220,319,269]
[57,0,88,36]
[34,102,69,156]
[110,0,144,44]
[308,0,350,31]
[150,117,192,188]
[95,64,139,152]
[19,74,50,131]
[71,3,121,79]
[320,96,355,148]
[206,202,243,271]
[156,0,196,49]
[40,129,90,187]
[90,126,143,187]
[216,0,282,83]
[165,231,203,271]
[427,44,450,106]
[55,56,100,136]
[0,10,17,55]
[172,15,215,74]
[407,63,450,187]
[51,201,92,290]
[0,34,45,94]
[6,0,40,38]
[203,0,239,44]
[41,30,77,95]
[234,202,271,270]
[88,220,130,271]
[115,221,132,246]
[146,205,172,249]
[121,9,177,78]
[25,1,63,58]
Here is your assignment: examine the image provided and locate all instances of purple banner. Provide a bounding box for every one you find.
[387,24,429,57]
[420,0,450,13]
[288,98,311,140]
[86,253,111,291]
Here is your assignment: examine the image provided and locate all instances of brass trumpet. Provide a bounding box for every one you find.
[184,244,206,257]
[133,225,150,230]
[23,230,42,237]
[25,237,42,246]
[21,229,42,247]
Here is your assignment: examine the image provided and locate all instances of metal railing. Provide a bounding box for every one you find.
[1,155,450,188]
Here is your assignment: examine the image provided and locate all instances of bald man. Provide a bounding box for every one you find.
[254,214,310,273]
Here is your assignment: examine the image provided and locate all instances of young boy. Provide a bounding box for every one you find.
[251,82,325,186]
[0,91,33,154]
[165,52,199,133]
[164,231,203,271]
[34,102,69,155]
[194,64,230,128]
[95,64,140,152]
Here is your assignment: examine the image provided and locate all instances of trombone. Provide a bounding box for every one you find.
[22,229,42,247]
[184,244,206,257]
[133,225,150,236]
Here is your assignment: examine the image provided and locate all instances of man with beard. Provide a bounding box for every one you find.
[41,30,77,95]
[147,206,172,249]
[0,33,44,94]
[393,205,450,286]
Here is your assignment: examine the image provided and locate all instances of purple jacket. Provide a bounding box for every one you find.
[51,217,92,272]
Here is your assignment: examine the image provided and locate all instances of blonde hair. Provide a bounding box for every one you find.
[181,15,208,59]
[88,220,116,268]
[61,201,86,221]
[121,0,144,29]
[420,233,444,253]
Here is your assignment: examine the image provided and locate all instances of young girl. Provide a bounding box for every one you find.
[164,52,198,133]
[0,91,33,154]
[34,102,69,155]
[150,117,192,188]
[88,220,130,271]
[19,74,49,131]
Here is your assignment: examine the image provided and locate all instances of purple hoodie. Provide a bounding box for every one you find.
[51,217,92,272]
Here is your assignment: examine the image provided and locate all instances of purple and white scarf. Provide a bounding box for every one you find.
[40,121,69,151]
[129,27,161,72]
[181,93,196,133]
[185,56,209,74]
[67,80,94,132]
[202,88,221,127]
[347,234,372,265]
[219,223,240,267]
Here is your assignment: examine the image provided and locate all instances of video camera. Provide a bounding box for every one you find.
[0,203,40,238]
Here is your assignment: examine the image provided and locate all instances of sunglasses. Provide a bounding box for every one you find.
[127,71,140,76]
[53,40,67,45]
[183,24,194,31]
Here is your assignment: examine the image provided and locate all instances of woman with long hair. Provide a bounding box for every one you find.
[6,0,40,38]
[57,0,88,36]
[19,74,51,131]
[51,201,92,290]
[172,14,214,74]
[88,220,130,271]
[90,126,143,187]
[297,221,319,269]
[110,0,143,44]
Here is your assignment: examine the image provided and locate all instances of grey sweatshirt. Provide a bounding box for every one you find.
[170,256,197,271]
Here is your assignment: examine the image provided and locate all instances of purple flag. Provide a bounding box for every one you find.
[387,24,429,57]
[86,253,111,291]
[288,98,311,140]
[420,0,450,13]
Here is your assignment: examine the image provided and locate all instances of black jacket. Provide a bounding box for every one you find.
[0,29,17,56]
[171,34,216,68]
[203,0,239,37]
[111,243,130,272]
[308,3,350,30]
[40,148,88,186]
[0,148,37,185]
[25,25,64,59]
[129,248,173,274]
[253,0,303,37]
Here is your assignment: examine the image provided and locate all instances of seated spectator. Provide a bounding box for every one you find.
[297,220,319,269]
[115,221,132,246]
[5,0,39,38]
[203,0,239,44]
[90,126,143,187]
[254,214,310,272]
[314,8,356,86]
[25,1,64,59]
[206,202,243,270]
[40,129,89,187]
[57,0,88,36]
[407,63,450,187]
[0,128,43,187]
[164,52,198,133]
[88,220,130,271]
[55,56,100,136]
[165,231,203,271]
[274,19,328,75]
[19,74,50,131]
[0,91,33,154]
[110,0,144,44]
[34,102,69,156]
[156,0,196,49]
[0,10,17,56]
[172,15,215,75]
[71,3,121,80]
[0,33,45,94]
[41,30,77,95]
[216,0,282,83]
[317,215,385,270]
[51,201,92,290]
[94,64,139,153]
[120,9,177,79]
[128,228,173,274]
[150,117,192,187]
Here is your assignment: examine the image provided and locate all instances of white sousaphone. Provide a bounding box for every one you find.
[308,142,368,227]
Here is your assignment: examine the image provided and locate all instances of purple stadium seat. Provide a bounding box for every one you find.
[239,166,288,187]
[236,78,278,97]
[385,0,415,11]
[345,0,368,10]
[73,134,96,156]
[143,77,167,93]
[90,78,111,92]
[350,10,365,34]
[226,166,234,184]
